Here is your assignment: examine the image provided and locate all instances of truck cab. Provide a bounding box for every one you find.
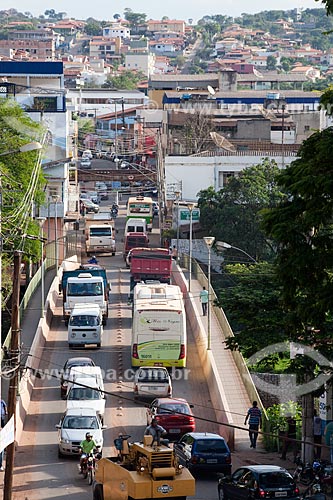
[68,303,103,348]
[123,232,149,263]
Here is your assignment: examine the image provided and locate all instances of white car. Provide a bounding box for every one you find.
[82,149,93,159]
[80,158,92,169]
[55,407,106,457]
[133,366,172,401]
[66,378,106,423]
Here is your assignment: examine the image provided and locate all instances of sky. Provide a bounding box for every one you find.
[2,0,324,22]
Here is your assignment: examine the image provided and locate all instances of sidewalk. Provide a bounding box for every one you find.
[184,273,294,471]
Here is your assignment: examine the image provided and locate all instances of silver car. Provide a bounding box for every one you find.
[56,407,106,457]
[133,366,172,401]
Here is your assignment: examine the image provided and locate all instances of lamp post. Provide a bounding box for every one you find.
[187,202,195,292]
[216,241,257,264]
[36,217,46,318]
[53,195,60,271]
[203,236,215,350]
[174,190,181,262]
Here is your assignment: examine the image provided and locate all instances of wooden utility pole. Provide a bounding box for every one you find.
[4,250,22,500]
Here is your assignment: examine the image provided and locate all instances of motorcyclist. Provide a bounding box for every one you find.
[88,256,98,264]
[79,432,97,473]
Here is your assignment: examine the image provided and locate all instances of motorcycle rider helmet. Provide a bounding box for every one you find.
[312,461,321,471]
[86,432,93,439]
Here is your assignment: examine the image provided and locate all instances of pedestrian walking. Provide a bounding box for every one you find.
[324,420,333,464]
[1,399,7,428]
[280,414,297,460]
[171,245,178,261]
[200,286,208,316]
[244,401,262,449]
[313,409,322,459]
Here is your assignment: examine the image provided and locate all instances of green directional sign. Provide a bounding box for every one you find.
[180,209,200,221]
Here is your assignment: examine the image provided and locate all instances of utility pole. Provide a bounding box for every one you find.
[4,250,22,500]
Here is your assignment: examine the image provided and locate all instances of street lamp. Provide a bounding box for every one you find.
[174,190,181,262]
[203,236,215,350]
[53,195,60,271]
[216,241,257,264]
[187,202,195,292]
[36,217,46,318]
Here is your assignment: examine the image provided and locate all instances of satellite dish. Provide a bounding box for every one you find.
[210,132,236,152]
[253,68,263,78]
[258,105,278,121]
[207,85,216,96]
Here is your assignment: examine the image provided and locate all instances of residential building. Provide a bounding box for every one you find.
[103,24,130,39]
[0,38,56,60]
[147,20,186,35]
[89,36,122,63]
[125,52,156,77]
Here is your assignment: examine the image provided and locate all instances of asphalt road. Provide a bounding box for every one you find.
[10,201,221,500]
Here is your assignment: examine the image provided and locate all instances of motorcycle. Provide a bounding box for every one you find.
[302,480,326,499]
[294,458,333,497]
[111,208,118,219]
[86,450,102,485]
[80,448,101,483]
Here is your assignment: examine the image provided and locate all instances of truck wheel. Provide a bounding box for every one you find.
[58,448,63,458]
[93,484,104,500]
[97,343,101,349]
[68,344,74,349]
[112,252,115,256]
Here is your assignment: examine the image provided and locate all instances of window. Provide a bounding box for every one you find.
[304,125,310,131]
[218,171,236,188]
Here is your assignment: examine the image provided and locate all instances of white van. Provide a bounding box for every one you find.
[125,218,147,235]
[68,303,103,348]
[65,366,104,398]
[66,377,106,423]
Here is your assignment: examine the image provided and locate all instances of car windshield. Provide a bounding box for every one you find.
[259,471,294,488]
[159,403,190,415]
[195,439,227,453]
[62,416,99,429]
[69,315,100,326]
[67,282,102,296]
[138,369,168,381]
[68,388,102,400]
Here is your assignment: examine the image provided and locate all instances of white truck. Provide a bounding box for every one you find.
[85,212,116,256]
[63,273,108,325]
[67,303,103,348]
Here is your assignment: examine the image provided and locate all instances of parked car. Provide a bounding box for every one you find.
[80,158,92,169]
[174,432,231,475]
[55,407,106,457]
[217,465,301,500]
[134,367,172,401]
[152,202,159,217]
[59,356,95,398]
[80,199,99,213]
[146,397,195,439]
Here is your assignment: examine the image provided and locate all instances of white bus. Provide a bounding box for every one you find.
[131,283,186,368]
[126,196,153,231]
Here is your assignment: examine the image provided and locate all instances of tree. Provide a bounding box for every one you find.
[123,8,147,29]
[267,55,277,71]
[198,159,285,262]
[0,99,46,302]
[84,21,101,36]
[182,111,215,154]
[102,70,146,90]
[216,262,285,360]
[261,127,333,461]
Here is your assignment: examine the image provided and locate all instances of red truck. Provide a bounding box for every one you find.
[128,247,172,301]
[123,232,149,263]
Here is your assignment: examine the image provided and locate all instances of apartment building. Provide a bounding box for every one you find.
[0,38,56,60]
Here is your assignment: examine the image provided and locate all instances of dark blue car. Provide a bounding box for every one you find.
[174,432,231,475]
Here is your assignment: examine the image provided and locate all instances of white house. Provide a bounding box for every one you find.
[125,52,156,78]
[103,24,130,39]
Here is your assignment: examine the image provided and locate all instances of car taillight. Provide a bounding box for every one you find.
[259,489,266,498]
[132,344,138,359]
[134,384,138,393]
[225,456,231,464]
[294,487,300,495]
[167,385,172,396]
[179,344,185,359]
[191,455,198,464]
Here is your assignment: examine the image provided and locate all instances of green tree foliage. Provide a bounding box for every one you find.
[123,8,147,29]
[316,0,333,15]
[261,127,333,345]
[102,70,146,90]
[198,159,285,262]
[320,85,333,114]
[0,99,46,301]
[267,55,277,70]
[216,262,285,358]
[84,21,102,36]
